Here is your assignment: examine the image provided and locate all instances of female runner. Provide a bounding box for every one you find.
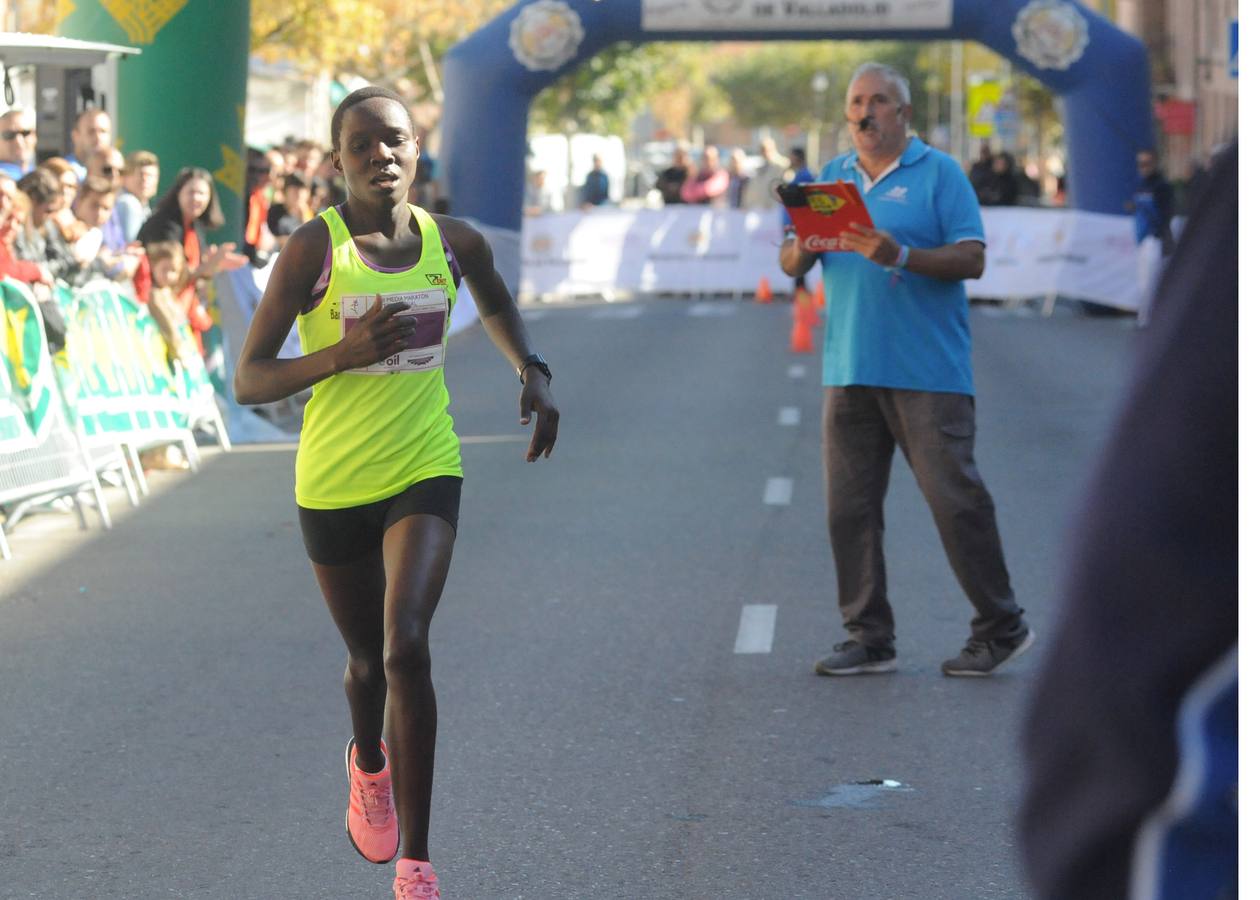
[234,86,559,899]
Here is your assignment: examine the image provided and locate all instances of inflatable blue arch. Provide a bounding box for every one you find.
[441,0,1152,277]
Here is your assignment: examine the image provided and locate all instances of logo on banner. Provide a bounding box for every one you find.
[1012,0,1089,71]
[510,0,585,72]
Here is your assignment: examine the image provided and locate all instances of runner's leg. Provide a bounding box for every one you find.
[311,551,388,772]
[380,513,456,862]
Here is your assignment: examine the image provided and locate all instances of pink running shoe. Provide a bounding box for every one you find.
[345,739,399,864]
[394,859,440,899]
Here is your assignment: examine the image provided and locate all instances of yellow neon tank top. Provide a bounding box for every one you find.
[294,204,462,508]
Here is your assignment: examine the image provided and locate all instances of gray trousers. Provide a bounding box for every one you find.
[822,386,1024,647]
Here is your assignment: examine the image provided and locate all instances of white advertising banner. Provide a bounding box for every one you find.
[642,0,953,32]
[521,206,1142,311]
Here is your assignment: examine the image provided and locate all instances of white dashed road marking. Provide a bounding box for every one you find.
[590,306,643,320]
[763,477,793,506]
[687,302,737,317]
[734,604,778,654]
[778,406,801,426]
[787,364,807,379]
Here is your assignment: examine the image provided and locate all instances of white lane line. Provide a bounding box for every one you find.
[590,306,643,320]
[734,604,778,654]
[778,406,801,426]
[787,364,807,379]
[763,477,793,506]
[520,309,548,322]
[687,302,737,317]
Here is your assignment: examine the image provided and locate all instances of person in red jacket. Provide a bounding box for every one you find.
[0,174,52,287]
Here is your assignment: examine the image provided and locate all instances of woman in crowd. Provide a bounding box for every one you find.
[233,85,559,900]
[137,166,245,354]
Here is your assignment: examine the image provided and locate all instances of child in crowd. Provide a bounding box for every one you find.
[140,240,199,471]
[144,240,202,368]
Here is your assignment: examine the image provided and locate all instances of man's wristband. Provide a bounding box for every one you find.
[893,244,910,269]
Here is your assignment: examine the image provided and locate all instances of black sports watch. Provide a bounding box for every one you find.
[517,353,551,385]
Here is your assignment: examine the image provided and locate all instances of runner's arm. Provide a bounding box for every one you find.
[233,219,414,405]
[436,215,559,461]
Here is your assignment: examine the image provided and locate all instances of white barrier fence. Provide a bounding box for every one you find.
[520,206,1141,310]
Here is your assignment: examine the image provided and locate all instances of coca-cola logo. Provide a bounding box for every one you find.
[802,234,844,253]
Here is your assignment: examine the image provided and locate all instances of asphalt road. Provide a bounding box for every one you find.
[0,298,1139,899]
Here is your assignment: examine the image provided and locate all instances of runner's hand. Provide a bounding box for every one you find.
[519,372,559,462]
[334,294,415,370]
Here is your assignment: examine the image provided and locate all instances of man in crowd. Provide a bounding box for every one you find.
[116,150,160,244]
[681,145,729,205]
[0,107,37,179]
[86,146,128,252]
[1130,148,1175,325]
[655,143,691,205]
[779,61,1032,677]
[744,136,790,210]
[66,108,113,180]
[578,153,610,209]
[523,169,562,217]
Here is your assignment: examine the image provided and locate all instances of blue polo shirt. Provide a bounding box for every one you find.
[817,137,984,395]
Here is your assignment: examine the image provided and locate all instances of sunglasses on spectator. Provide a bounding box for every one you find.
[1,129,34,140]
[101,165,119,174]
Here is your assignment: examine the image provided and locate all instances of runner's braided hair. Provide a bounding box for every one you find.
[330,86,414,149]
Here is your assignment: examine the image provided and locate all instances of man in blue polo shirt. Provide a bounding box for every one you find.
[779,62,1032,677]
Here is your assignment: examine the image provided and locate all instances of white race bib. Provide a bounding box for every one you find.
[339,289,448,375]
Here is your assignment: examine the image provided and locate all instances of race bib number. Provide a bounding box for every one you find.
[340,290,448,375]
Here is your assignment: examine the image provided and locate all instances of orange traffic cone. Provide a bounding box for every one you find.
[813,281,826,309]
[796,290,820,328]
[790,303,814,353]
[755,276,773,304]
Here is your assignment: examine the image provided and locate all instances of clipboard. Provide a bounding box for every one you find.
[778,181,874,253]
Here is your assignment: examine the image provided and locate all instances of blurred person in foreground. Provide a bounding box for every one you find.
[1019,142,1237,900]
[780,61,1031,677]
[0,107,38,179]
[65,107,112,181]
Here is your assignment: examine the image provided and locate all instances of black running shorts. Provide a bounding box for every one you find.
[298,476,462,566]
